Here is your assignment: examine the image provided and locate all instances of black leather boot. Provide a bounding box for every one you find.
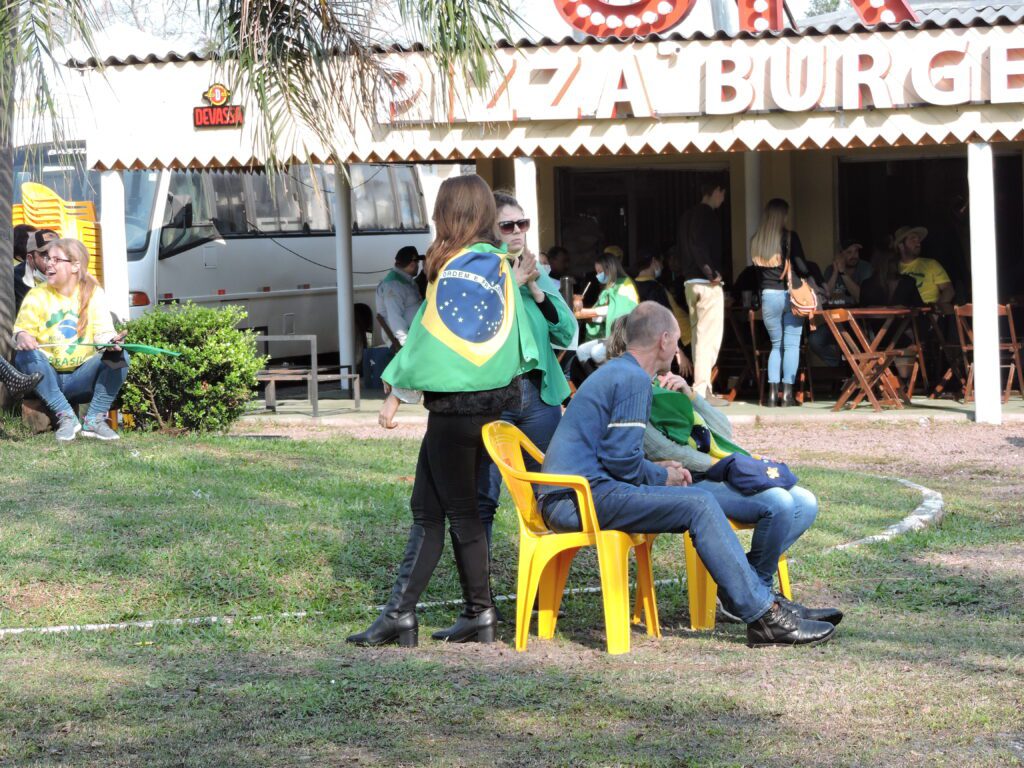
[431,607,498,643]
[0,357,42,398]
[766,383,779,407]
[432,525,495,643]
[781,383,797,407]
[347,525,429,647]
[747,602,836,648]
[776,594,843,626]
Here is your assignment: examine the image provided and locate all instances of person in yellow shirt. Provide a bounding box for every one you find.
[894,226,954,307]
[13,238,129,441]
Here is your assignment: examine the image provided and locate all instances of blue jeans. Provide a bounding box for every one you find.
[694,481,818,589]
[542,483,774,623]
[761,289,804,384]
[477,376,562,543]
[808,324,842,367]
[15,349,130,420]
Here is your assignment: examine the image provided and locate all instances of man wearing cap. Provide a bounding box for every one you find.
[894,226,954,308]
[13,229,59,314]
[810,238,874,367]
[375,245,424,346]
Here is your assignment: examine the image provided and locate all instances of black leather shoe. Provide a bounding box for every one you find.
[776,594,843,626]
[431,607,497,643]
[781,383,798,407]
[746,603,836,648]
[347,611,418,647]
[765,383,779,407]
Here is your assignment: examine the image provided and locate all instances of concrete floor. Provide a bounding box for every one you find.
[240,383,1024,428]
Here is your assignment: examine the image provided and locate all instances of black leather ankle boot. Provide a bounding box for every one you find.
[431,607,498,643]
[347,610,418,647]
[0,357,42,398]
[782,383,797,407]
[747,602,835,648]
[766,383,779,407]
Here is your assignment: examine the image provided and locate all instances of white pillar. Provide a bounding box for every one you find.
[513,157,541,256]
[967,142,1002,425]
[744,152,762,265]
[99,171,130,321]
[333,164,355,391]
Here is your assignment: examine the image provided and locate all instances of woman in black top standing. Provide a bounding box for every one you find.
[751,198,812,407]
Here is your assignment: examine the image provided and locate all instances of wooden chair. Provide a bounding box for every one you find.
[376,313,403,354]
[748,308,814,406]
[482,421,661,655]
[953,303,1024,403]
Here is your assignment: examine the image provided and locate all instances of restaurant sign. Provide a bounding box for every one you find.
[193,83,244,129]
[553,0,916,37]
[380,28,1024,124]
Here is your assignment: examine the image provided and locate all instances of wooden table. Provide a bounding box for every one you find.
[816,307,926,412]
[254,334,360,417]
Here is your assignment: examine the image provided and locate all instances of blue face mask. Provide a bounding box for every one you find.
[596,271,608,285]
[654,267,663,279]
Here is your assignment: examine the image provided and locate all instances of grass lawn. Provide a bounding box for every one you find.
[1,430,1022,767]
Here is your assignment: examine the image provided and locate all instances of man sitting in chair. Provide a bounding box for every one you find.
[539,302,839,648]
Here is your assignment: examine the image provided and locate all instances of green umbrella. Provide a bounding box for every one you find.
[39,342,182,357]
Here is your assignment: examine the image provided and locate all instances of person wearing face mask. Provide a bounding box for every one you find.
[579,247,639,342]
[375,245,424,345]
[474,192,577,555]
[634,249,693,378]
[14,229,59,314]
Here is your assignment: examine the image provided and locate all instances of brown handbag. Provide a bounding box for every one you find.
[781,232,819,318]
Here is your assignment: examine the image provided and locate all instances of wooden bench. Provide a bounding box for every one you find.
[254,335,360,417]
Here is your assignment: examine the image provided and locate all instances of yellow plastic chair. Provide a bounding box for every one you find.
[482,421,661,655]
[13,182,104,285]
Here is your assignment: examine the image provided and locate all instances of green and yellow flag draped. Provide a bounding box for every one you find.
[584,277,640,341]
[382,243,540,392]
[649,384,749,459]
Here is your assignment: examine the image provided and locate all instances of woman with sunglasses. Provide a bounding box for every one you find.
[13,238,129,441]
[579,247,640,342]
[475,192,576,555]
[348,175,542,648]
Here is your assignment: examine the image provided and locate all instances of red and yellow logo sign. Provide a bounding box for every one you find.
[194,83,244,128]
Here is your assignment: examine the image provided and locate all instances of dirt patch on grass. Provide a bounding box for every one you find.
[919,544,1024,583]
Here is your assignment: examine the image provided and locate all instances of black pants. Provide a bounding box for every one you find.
[395,411,494,614]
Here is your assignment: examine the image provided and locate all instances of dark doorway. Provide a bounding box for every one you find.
[837,154,1023,303]
[555,167,733,282]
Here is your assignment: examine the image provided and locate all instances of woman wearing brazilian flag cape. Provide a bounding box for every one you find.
[348,175,542,648]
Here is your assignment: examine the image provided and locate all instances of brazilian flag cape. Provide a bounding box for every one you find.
[584,277,640,341]
[649,384,749,459]
[382,242,540,392]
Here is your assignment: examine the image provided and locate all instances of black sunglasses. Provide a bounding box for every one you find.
[498,218,531,235]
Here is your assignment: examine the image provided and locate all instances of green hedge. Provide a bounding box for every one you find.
[121,303,267,432]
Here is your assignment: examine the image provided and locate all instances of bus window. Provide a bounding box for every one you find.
[124,170,159,260]
[392,165,427,231]
[290,165,332,232]
[210,172,247,235]
[274,173,304,232]
[350,164,398,231]
[246,172,280,233]
[160,170,217,258]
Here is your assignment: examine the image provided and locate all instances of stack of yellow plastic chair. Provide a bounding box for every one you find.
[12,182,103,286]
[482,420,662,656]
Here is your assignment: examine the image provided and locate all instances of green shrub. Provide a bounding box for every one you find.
[121,303,268,432]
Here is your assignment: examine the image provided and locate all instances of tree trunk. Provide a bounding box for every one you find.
[0,3,18,406]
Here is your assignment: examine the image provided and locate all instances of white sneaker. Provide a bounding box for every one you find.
[55,412,81,442]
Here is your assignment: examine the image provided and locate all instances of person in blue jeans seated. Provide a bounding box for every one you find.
[539,302,839,647]
[640,371,840,625]
[13,238,129,442]
[476,191,577,552]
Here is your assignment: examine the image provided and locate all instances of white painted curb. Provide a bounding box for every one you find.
[830,477,945,551]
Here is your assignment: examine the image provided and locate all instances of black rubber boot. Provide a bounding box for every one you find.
[766,383,779,407]
[432,526,496,643]
[0,357,42,398]
[347,525,429,647]
[781,383,797,407]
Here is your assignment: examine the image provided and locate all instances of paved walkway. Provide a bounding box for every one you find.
[239,385,1024,428]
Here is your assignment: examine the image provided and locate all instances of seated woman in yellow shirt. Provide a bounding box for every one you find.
[13,238,129,442]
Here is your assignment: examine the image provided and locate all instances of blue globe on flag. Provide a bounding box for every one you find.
[434,251,507,344]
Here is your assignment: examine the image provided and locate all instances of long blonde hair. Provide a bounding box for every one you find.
[750,198,790,269]
[51,238,99,337]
